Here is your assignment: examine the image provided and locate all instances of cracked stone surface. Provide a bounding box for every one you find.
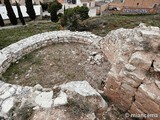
[101,23,160,119]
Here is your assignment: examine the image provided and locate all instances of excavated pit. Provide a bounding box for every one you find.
[1,43,111,89]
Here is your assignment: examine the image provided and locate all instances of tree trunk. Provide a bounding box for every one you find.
[4,0,17,25]
[16,1,25,25]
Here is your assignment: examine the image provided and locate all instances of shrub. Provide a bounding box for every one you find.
[74,6,89,21]
[60,14,67,27]
[61,6,89,31]
[65,98,91,117]
[40,2,48,12]
[17,106,33,120]
[48,0,62,22]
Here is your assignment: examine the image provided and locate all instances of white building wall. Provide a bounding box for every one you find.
[0,5,41,20]
[90,1,95,7]
[88,7,97,16]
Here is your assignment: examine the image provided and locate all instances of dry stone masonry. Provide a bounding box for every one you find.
[101,23,160,120]
[0,25,160,119]
[0,30,102,76]
[0,31,104,119]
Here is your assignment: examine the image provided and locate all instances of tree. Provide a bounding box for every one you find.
[40,1,48,12]
[4,0,17,25]
[25,0,36,20]
[60,6,89,31]
[48,0,62,22]
[74,6,89,21]
[16,1,25,25]
[0,14,5,27]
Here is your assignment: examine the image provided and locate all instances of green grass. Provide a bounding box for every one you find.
[1,14,160,49]
[1,51,42,83]
[0,21,60,49]
[85,14,160,36]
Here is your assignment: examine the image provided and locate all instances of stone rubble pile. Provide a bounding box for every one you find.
[88,52,105,65]
[0,81,107,119]
[101,23,160,120]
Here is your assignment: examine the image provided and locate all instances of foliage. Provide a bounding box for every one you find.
[1,14,160,48]
[40,2,48,12]
[65,6,89,21]
[15,1,25,25]
[65,98,92,117]
[25,0,36,20]
[61,6,89,31]
[60,14,67,27]
[4,0,17,25]
[17,106,33,120]
[74,6,89,21]
[48,0,62,22]
[0,14,4,27]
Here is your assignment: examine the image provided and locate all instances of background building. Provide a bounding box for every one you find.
[108,0,160,14]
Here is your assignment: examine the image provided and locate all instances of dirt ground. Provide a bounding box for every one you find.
[2,43,111,89]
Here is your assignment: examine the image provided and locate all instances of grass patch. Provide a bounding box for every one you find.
[1,14,160,49]
[1,51,42,83]
[65,98,92,117]
[0,21,60,49]
[85,14,160,36]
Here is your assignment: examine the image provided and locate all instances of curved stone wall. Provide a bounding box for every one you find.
[1,26,160,119]
[0,30,102,76]
[0,31,103,119]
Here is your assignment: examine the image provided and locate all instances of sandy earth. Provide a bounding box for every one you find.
[2,43,111,89]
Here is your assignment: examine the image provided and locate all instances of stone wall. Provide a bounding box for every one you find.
[101,23,160,120]
[0,30,102,76]
[0,31,104,119]
[1,25,160,119]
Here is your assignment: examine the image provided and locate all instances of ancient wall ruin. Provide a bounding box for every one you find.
[0,25,160,119]
[0,31,103,119]
[0,30,102,76]
[101,23,160,120]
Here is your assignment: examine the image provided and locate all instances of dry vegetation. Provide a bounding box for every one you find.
[1,43,110,89]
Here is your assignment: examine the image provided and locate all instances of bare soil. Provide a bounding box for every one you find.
[2,43,111,89]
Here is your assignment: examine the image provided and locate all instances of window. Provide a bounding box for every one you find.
[137,3,139,6]
[0,0,1,4]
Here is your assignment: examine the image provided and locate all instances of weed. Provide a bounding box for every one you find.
[17,106,33,120]
[140,41,153,52]
[2,51,41,83]
[65,97,92,117]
